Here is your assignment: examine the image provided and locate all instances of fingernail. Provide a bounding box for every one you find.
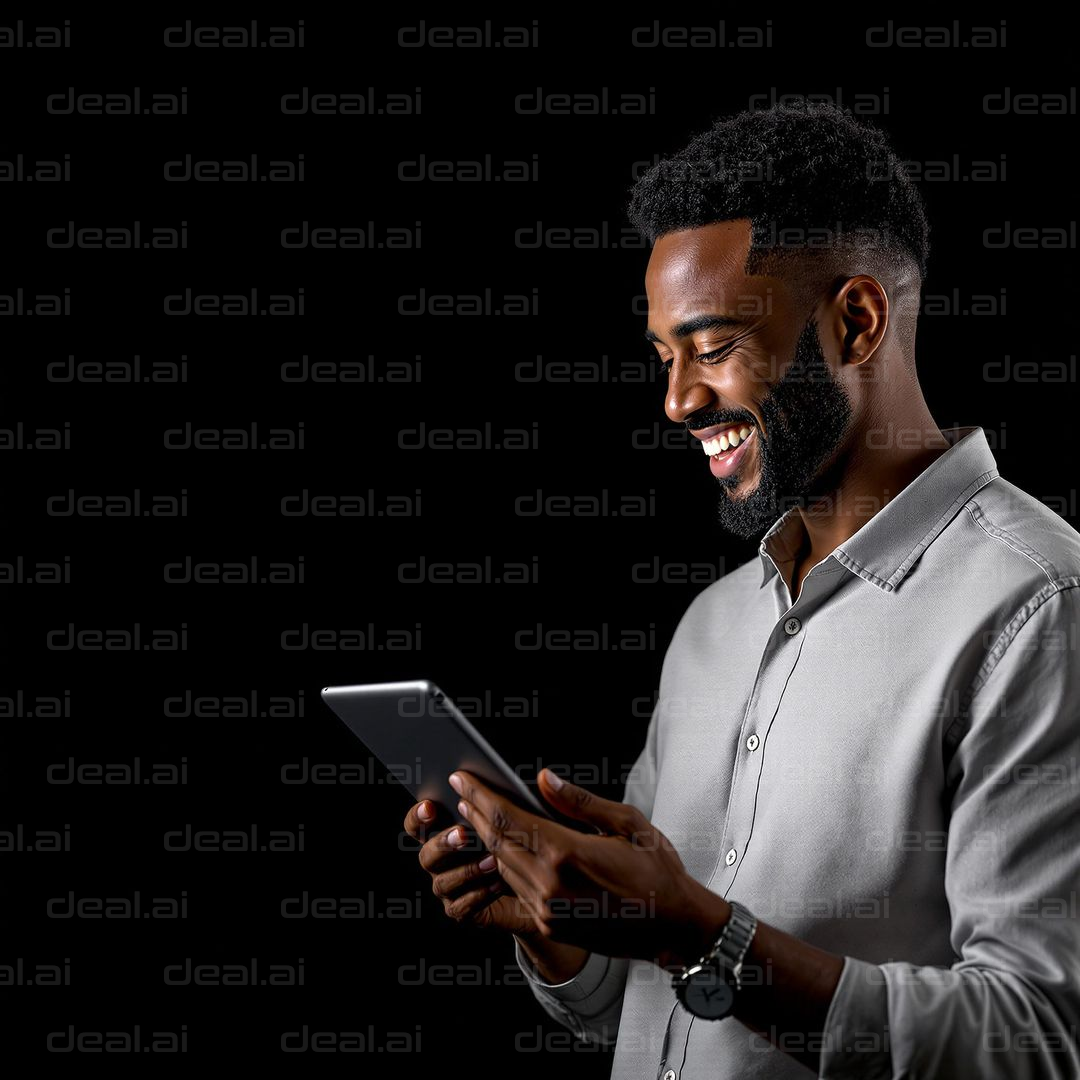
[448,827,464,847]
[417,802,433,821]
[544,768,564,790]
[448,773,463,794]
[457,799,469,818]
[478,854,497,871]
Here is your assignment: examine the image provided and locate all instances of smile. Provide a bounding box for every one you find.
[702,425,757,480]
[700,423,753,458]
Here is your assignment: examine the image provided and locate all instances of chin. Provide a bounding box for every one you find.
[720,472,760,498]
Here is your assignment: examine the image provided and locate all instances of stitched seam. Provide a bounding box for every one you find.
[831,549,893,590]
[832,464,1001,593]
[886,467,1001,588]
[761,560,847,588]
[966,501,1059,583]
[944,577,1080,750]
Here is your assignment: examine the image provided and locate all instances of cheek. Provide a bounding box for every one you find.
[712,353,767,411]
[740,342,788,389]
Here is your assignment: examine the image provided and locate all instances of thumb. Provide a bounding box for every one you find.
[538,768,638,834]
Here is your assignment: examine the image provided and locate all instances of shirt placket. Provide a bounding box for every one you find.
[706,561,848,898]
[653,561,850,1080]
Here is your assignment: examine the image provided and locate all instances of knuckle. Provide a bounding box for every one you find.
[418,838,441,872]
[444,893,473,922]
[536,870,560,906]
[546,843,570,871]
[489,803,513,837]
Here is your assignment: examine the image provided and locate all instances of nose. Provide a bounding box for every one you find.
[664,359,721,426]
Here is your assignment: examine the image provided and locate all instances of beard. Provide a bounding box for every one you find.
[708,318,854,540]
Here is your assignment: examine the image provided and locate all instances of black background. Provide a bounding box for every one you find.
[3,14,1076,1070]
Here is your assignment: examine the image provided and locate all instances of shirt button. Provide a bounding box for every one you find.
[725,847,738,866]
[746,734,759,751]
[784,616,801,636]
[663,1070,677,1080]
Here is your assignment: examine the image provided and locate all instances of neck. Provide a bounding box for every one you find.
[796,406,952,566]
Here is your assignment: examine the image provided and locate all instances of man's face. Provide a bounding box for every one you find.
[644,220,854,539]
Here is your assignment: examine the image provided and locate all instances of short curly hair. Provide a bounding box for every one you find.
[626,102,930,327]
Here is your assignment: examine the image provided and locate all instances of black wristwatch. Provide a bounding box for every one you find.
[672,899,758,1020]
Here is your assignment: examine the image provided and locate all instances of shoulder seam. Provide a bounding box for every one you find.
[965,499,1059,582]
[944,576,1080,752]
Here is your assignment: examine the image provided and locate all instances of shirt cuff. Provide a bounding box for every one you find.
[817,955,891,1079]
[513,936,612,1001]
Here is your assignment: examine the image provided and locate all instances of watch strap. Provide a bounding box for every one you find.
[707,900,757,986]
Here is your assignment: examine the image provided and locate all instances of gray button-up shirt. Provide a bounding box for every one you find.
[513,426,1080,1078]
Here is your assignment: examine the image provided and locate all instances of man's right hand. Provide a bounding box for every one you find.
[403,797,589,983]
[403,797,537,935]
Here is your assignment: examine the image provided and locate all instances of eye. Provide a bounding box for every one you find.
[658,346,735,375]
[695,346,735,364]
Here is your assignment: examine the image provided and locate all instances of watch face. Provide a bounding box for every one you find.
[682,965,734,1019]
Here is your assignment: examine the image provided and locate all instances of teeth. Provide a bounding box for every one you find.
[701,425,753,457]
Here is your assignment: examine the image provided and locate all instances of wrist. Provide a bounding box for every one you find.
[661,881,732,971]
[515,931,589,983]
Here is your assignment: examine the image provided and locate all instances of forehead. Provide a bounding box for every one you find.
[644,219,754,312]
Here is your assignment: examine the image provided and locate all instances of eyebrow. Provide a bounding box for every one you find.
[644,313,747,345]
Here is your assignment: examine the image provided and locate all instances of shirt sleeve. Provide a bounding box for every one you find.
[512,694,663,1044]
[819,579,1080,1079]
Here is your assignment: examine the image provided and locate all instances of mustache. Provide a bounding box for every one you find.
[686,410,757,433]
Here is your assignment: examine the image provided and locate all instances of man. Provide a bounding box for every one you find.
[404,103,1080,1077]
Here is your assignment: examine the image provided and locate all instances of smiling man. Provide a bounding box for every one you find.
[404,102,1080,1078]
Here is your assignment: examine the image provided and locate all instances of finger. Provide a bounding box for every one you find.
[455,793,538,881]
[449,770,546,856]
[442,880,504,923]
[403,798,452,843]
[537,767,646,837]
[487,859,547,926]
[455,798,553,911]
[431,855,500,900]
[418,822,488,874]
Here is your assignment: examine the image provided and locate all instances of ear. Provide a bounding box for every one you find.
[837,275,888,365]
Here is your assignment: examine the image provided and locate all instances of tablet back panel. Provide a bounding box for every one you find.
[321,679,553,828]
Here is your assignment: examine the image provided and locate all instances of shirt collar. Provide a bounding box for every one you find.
[758,426,1000,593]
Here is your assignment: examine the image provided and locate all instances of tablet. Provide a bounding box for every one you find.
[321,679,559,829]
